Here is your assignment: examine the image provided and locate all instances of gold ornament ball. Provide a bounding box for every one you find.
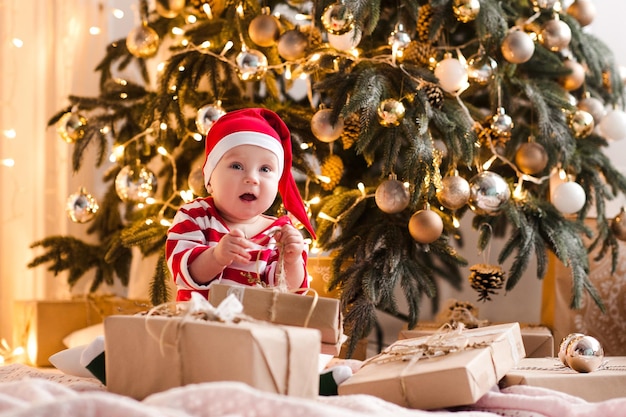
[321,3,355,35]
[66,188,99,223]
[558,333,585,365]
[377,99,405,127]
[569,109,595,138]
[56,112,87,143]
[489,107,514,138]
[126,24,160,59]
[567,0,596,27]
[437,175,471,210]
[501,29,535,64]
[155,0,186,18]
[467,54,497,85]
[611,207,626,241]
[235,48,268,81]
[566,335,604,373]
[452,0,480,23]
[311,108,344,142]
[408,209,444,244]
[515,142,549,174]
[560,59,586,91]
[539,19,571,52]
[277,29,309,61]
[375,179,410,214]
[248,14,281,47]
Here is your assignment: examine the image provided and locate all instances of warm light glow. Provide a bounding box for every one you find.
[317,175,331,184]
[3,129,16,139]
[180,190,194,202]
[192,133,203,141]
[145,197,156,205]
[2,159,15,167]
[145,219,154,225]
[172,27,185,36]
[285,66,292,80]
[159,123,168,131]
[187,15,197,24]
[236,4,244,17]
[89,26,101,35]
[110,145,125,162]
[482,155,497,170]
[120,92,128,99]
[12,38,23,48]
[112,8,124,19]
[178,65,185,72]
[300,142,311,150]
[203,3,213,19]
[221,41,233,56]
[559,169,567,180]
[308,196,321,205]
[157,62,166,72]
[160,219,172,227]
[513,181,526,200]
[200,41,211,49]
[357,182,366,195]
[157,146,168,155]
[452,215,460,228]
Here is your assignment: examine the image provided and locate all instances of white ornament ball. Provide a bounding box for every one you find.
[552,181,586,214]
[599,109,626,141]
[567,0,597,27]
[578,96,606,124]
[539,19,571,52]
[328,28,362,51]
[501,29,535,64]
[434,56,468,93]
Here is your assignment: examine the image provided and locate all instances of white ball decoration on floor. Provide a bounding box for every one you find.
[66,188,99,223]
[468,171,511,215]
[599,109,626,141]
[434,54,468,94]
[375,177,410,214]
[408,208,444,244]
[551,181,586,214]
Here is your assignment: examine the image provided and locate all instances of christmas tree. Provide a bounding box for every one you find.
[29,0,626,355]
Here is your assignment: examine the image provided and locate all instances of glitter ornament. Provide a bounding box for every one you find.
[551,181,586,214]
[565,335,604,373]
[567,0,596,27]
[468,171,511,216]
[501,29,535,64]
[277,29,309,61]
[66,188,99,223]
[248,11,281,47]
[115,163,158,203]
[437,174,470,210]
[57,111,88,143]
[126,23,160,59]
[155,0,186,18]
[377,99,405,127]
[452,0,481,23]
[321,3,355,35]
[235,48,268,81]
[577,95,606,124]
[311,108,344,142]
[559,59,585,91]
[569,109,595,138]
[610,207,626,241]
[196,102,226,135]
[408,208,444,244]
[515,142,548,175]
[539,18,571,52]
[468,263,506,302]
[599,109,626,141]
[434,54,468,93]
[375,177,410,214]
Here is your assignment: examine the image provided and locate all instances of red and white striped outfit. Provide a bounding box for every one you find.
[166,197,308,301]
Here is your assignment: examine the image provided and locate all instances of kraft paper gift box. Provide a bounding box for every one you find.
[208,283,343,355]
[13,297,149,366]
[399,322,554,358]
[104,313,321,400]
[500,357,626,402]
[339,322,526,410]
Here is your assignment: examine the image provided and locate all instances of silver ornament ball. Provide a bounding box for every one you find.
[196,103,226,135]
[236,48,268,81]
[115,164,158,203]
[321,3,355,35]
[566,335,604,373]
[66,188,99,223]
[468,171,511,216]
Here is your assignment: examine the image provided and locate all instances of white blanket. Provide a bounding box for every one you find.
[0,364,624,417]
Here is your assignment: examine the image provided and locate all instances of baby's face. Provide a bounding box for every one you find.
[209,144,280,223]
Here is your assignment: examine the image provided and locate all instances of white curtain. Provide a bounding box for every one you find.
[0,0,108,342]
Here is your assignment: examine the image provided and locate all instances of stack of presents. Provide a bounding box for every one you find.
[12,253,626,408]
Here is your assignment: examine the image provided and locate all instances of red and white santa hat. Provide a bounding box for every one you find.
[203,107,315,238]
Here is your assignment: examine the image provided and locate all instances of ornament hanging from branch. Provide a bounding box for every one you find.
[375,174,410,214]
[408,204,444,245]
[611,207,626,241]
[115,163,158,203]
[248,7,281,47]
[56,111,87,144]
[468,263,506,302]
[437,172,470,211]
[377,99,405,127]
[66,187,99,223]
[468,171,511,216]
[196,102,226,135]
[501,28,535,64]
[311,108,344,142]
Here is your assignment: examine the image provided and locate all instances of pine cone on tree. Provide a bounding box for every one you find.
[421,83,444,109]
[468,263,506,302]
[416,4,434,42]
[402,41,439,68]
[320,154,344,191]
[340,113,360,149]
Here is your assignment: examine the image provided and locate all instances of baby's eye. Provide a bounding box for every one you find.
[260,166,272,173]
[229,162,243,170]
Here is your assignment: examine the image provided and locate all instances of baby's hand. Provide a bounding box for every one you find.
[212,229,253,266]
[274,224,305,264]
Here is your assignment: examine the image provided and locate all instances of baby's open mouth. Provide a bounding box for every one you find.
[240,193,256,201]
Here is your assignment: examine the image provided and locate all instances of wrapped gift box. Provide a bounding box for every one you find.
[104,314,321,400]
[500,357,626,402]
[13,297,149,366]
[339,323,525,410]
[208,283,343,355]
[399,322,554,358]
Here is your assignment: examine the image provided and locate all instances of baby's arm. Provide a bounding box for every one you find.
[190,229,254,284]
[274,224,307,288]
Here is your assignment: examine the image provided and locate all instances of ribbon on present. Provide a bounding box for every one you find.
[143,292,297,395]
